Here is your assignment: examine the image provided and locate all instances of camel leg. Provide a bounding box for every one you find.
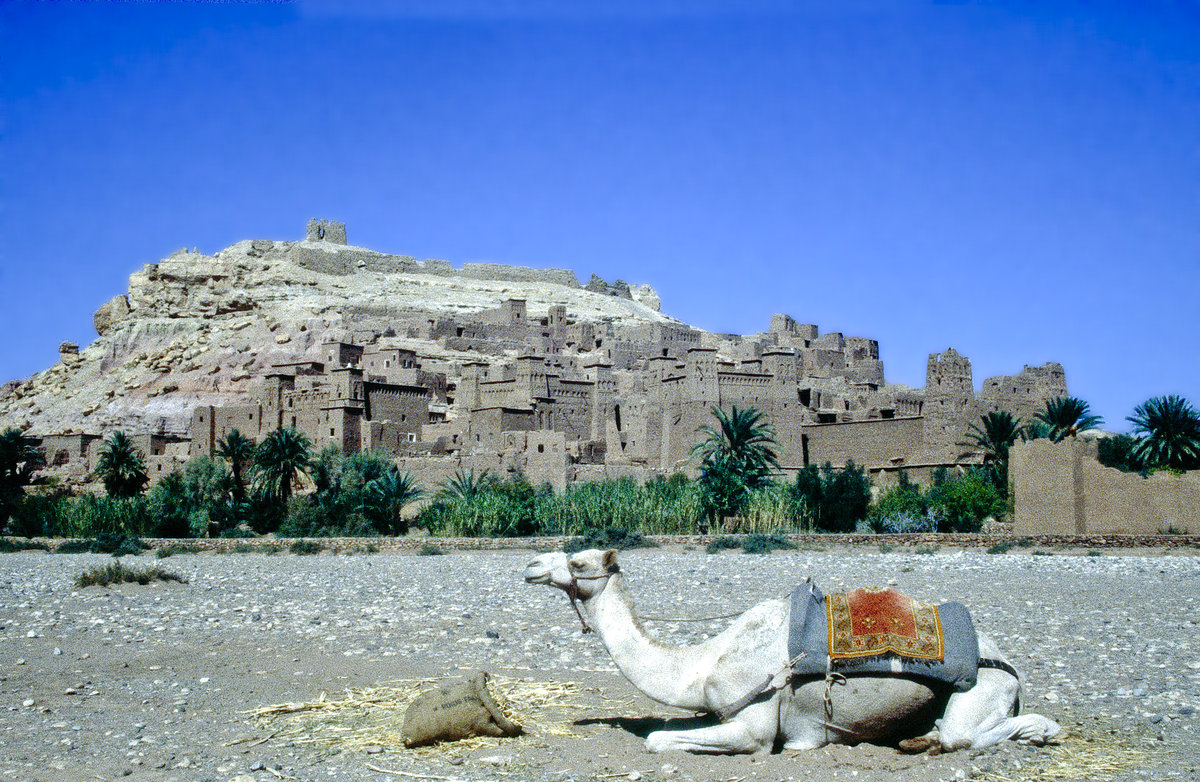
[645,720,765,754]
[936,665,1061,751]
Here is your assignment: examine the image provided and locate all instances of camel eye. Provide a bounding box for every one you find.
[569,561,582,571]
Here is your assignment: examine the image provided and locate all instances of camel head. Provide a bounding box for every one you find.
[523,548,620,600]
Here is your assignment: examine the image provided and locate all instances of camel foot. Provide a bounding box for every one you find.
[898,734,940,754]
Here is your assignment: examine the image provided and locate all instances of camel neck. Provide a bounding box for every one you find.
[585,572,709,710]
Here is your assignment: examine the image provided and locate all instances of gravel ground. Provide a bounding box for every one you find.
[0,545,1197,782]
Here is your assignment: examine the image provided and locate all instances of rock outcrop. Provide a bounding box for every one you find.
[0,230,667,438]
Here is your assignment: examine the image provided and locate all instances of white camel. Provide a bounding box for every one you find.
[524,548,1062,755]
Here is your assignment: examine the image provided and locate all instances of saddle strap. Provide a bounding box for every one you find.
[978,657,1019,679]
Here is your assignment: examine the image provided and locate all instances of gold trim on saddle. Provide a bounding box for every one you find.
[826,587,945,662]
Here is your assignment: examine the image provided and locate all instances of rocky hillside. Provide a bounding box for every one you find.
[0,234,669,437]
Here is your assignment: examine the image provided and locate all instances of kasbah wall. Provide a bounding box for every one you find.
[39,219,1147,518]
[1011,438,1199,535]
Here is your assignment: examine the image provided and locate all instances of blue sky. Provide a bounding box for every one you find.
[1,1,1197,432]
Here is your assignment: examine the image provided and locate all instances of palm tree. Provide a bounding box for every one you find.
[215,429,254,502]
[691,405,780,528]
[252,427,313,506]
[366,467,425,535]
[94,431,148,498]
[1035,397,1103,442]
[0,427,45,522]
[437,469,495,502]
[1021,420,1052,442]
[1127,395,1200,471]
[968,411,1022,496]
[968,411,1022,463]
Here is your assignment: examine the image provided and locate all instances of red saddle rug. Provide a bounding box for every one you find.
[826,587,945,661]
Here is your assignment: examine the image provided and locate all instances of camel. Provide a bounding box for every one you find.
[523,548,1062,754]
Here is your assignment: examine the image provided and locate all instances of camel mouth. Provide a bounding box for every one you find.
[523,568,552,584]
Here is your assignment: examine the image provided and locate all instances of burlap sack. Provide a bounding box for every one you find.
[402,671,523,747]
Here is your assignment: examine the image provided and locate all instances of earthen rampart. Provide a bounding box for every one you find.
[1011,438,1200,535]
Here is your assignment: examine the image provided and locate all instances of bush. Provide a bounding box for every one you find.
[53,539,92,554]
[740,531,795,555]
[417,542,445,556]
[218,524,258,539]
[1097,434,1142,473]
[6,493,71,537]
[279,495,377,538]
[0,537,49,552]
[868,472,928,532]
[74,562,186,588]
[289,540,324,555]
[563,527,656,554]
[926,470,1005,533]
[304,449,423,537]
[59,495,155,539]
[872,510,939,534]
[92,532,146,557]
[155,543,204,558]
[147,457,235,538]
[792,461,872,533]
[51,533,146,556]
[421,472,548,537]
[913,545,940,555]
[705,535,743,554]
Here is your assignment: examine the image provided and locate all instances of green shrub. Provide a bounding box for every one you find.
[6,493,71,537]
[155,543,204,559]
[868,472,928,531]
[705,535,743,554]
[74,562,186,588]
[738,484,808,533]
[563,527,655,554]
[1086,550,1103,557]
[417,542,445,556]
[1097,434,1141,473]
[218,525,258,539]
[147,457,235,538]
[303,449,423,537]
[60,495,154,539]
[289,540,324,555]
[52,534,146,556]
[872,510,938,534]
[926,470,1005,533]
[792,461,872,533]
[987,540,1017,554]
[878,543,894,554]
[0,537,49,552]
[89,532,145,557]
[53,539,92,554]
[741,531,795,555]
[229,543,266,554]
[913,545,940,555]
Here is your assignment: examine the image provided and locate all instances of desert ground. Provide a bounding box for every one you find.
[0,543,1197,782]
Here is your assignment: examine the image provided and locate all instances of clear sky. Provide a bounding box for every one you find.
[2,1,1197,433]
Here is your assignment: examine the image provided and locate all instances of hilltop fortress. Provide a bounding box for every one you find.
[3,221,1067,490]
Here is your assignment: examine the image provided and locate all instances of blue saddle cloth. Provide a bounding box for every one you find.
[787,580,980,693]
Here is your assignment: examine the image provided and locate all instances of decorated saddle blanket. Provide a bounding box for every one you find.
[787,580,980,692]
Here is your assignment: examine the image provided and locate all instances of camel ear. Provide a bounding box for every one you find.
[602,549,619,573]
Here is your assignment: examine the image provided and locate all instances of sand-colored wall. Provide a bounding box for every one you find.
[1011,438,1200,535]
[799,416,923,468]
